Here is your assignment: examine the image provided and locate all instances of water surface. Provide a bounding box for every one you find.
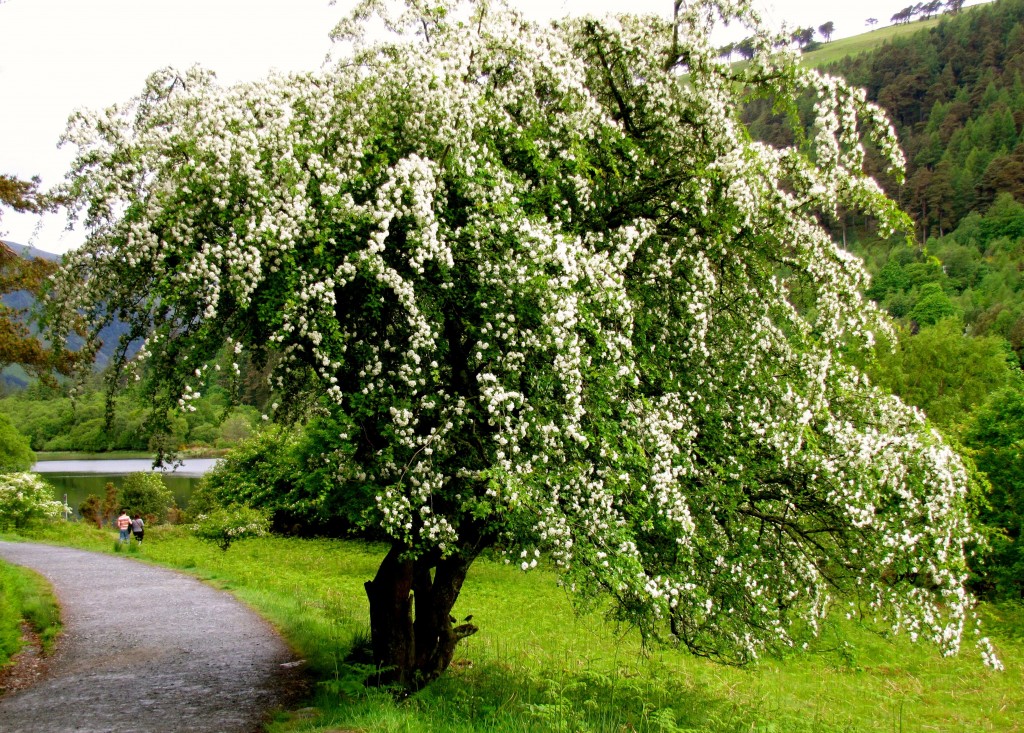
[33,458,217,476]
[33,457,218,513]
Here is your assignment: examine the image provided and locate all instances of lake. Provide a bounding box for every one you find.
[33,457,218,513]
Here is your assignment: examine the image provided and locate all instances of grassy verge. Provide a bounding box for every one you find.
[0,559,61,666]
[799,18,946,67]
[10,520,1024,732]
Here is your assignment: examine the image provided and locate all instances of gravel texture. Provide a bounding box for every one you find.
[0,541,300,733]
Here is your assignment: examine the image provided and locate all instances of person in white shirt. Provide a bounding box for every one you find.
[131,514,145,544]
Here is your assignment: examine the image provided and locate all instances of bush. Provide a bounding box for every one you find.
[197,419,369,535]
[79,494,103,528]
[0,413,35,472]
[196,425,303,520]
[190,504,271,551]
[118,472,176,523]
[0,473,65,530]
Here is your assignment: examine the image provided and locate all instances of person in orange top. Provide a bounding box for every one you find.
[116,510,132,543]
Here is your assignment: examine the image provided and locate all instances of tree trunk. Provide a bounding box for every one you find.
[363,542,415,687]
[363,541,479,691]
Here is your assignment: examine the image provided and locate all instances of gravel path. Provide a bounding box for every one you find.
[0,541,300,733]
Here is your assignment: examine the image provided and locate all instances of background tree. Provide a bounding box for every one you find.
[0,171,78,382]
[0,174,46,229]
[964,382,1024,598]
[736,36,757,59]
[818,21,835,42]
[49,0,995,689]
[117,472,175,523]
[0,244,78,382]
[0,412,34,472]
[892,6,918,24]
[792,26,815,48]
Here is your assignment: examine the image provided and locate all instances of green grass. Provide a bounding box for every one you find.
[9,521,1024,732]
[0,557,62,665]
[800,17,946,68]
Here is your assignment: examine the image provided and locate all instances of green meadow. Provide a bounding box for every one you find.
[0,559,61,668]
[3,522,1021,732]
[800,18,945,68]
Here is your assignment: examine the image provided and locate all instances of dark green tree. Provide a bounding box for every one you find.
[0,413,34,472]
[118,472,176,523]
[910,282,961,325]
[964,383,1024,598]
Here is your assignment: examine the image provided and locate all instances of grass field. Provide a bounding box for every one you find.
[6,520,1022,732]
[0,558,61,667]
[800,17,946,68]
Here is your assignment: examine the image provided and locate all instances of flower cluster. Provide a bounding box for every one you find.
[52,0,993,666]
[0,473,66,530]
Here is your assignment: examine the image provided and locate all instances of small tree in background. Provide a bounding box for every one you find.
[0,413,34,472]
[100,481,119,526]
[118,472,175,523]
[792,26,815,48]
[818,21,834,41]
[78,494,103,528]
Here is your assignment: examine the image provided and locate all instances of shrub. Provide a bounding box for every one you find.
[118,472,176,523]
[79,494,103,528]
[190,504,271,551]
[0,413,35,472]
[197,420,368,535]
[196,425,303,520]
[0,473,65,530]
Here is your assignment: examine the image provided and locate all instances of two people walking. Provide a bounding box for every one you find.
[116,510,145,544]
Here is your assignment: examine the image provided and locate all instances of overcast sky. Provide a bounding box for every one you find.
[0,0,983,252]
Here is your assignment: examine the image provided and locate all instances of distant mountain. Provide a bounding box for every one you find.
[1,240,62,263]
[1,238,132,374]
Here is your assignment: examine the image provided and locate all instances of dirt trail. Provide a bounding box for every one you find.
[0,541,300,733]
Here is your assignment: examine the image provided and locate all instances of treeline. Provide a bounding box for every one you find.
[890,0,964,25]
[723,0,966,60]
[0,362,267,454]
[744,0,1024,241]
[833,0,1024,238]
[0,383,261,453]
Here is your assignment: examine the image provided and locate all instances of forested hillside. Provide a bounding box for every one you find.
[745,0,1024,597]
[830,0,1024,236]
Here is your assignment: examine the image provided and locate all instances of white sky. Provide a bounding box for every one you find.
[0,0,980,252]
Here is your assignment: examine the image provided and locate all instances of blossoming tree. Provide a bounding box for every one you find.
[49,0,995,688]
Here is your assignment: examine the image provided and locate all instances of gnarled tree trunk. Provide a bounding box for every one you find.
[364,541,479,690]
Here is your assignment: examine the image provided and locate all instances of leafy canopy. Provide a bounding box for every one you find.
[51,0,995,666]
